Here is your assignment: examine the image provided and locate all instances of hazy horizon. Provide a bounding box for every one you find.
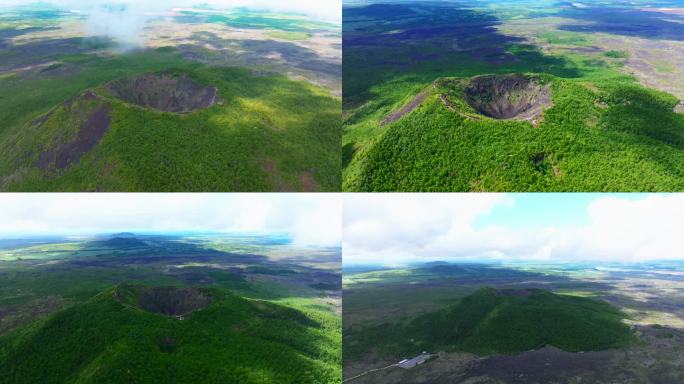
[0,194,341,247]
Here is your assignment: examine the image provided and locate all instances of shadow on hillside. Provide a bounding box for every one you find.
[179,31,340,79]
[559,7,684,41]
[343,2,585,107]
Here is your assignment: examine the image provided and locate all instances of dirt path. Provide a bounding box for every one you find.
[343,363,397,383]
[439,94,482,120]
[381,91,429,125]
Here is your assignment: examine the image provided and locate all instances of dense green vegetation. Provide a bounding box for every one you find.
[344,287,632,359]
[342,2,684,191]
[539,31,591,46]
[0,49,340,191]
[604,50,630,59]
[0,284,339,383]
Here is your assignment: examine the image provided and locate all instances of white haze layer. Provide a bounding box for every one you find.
[0,193,341,247]
[3,0,341,47]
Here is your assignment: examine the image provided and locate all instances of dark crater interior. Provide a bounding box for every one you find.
[138,286,213,316]
[464,74,552,120]
[107,73,219,113]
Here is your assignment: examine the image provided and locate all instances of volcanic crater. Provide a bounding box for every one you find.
[138,286,213,316]
[107,73,219,113]
[464,74,552,121]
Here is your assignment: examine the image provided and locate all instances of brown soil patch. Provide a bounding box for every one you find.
[464,74,552,121]
[262,158,293,191]
[107,73,219,113]
[382,91,428,125]
[299,172,318,192]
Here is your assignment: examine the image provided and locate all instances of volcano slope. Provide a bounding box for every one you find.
[0,3,342,192]
[343,263,684,384]
[346,70,684,192]
[342,2,684,192]
[0,47,341,191]
[0,284,337,383]
[345,287,632,360]
[0,61,340,192]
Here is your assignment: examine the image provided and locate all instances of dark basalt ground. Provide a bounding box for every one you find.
[37,90,111,170]
[138,286,213,316]
[107,73,219,113]
[464,74,552,121]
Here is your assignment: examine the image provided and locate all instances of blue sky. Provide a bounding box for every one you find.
[344,193,684,265]
[474,193,646,230]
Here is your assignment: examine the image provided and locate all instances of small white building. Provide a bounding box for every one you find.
[397,352,430,369]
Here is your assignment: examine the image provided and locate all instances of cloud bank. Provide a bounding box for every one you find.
[0,193,341,247]
[344,194,684,265]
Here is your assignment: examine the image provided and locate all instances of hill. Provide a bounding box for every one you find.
[345,72,684,191]
[0,284,339,383]
[342,2,684,192]
[0,59,340,192]
[344,287,632,359]
[90,236,148,249]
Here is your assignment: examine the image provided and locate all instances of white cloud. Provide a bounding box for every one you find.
[0,193,341,247]
[343,193,512,264]
[566,194,684,262]
[343,194,684,265]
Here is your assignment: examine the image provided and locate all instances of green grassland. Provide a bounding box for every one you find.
[0,48,340,191]
[344,287,633,360]
[342,3,684,191]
